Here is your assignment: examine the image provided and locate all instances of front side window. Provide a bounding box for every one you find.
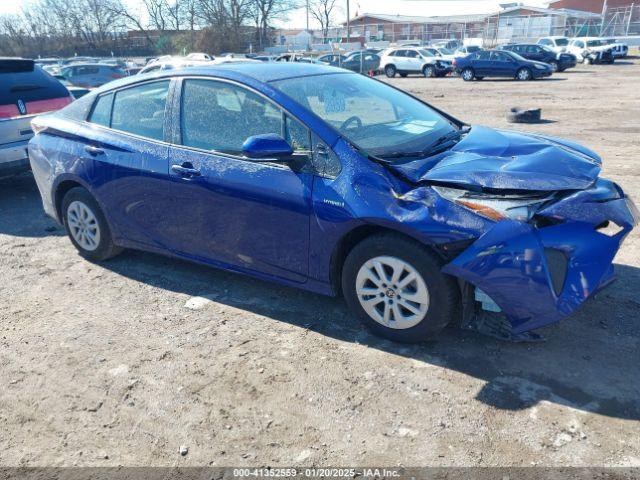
[476,51,491,60]
[181,79,302,156]
[110,80,169,141]
[555,38,569,46]
[273,72,458,159]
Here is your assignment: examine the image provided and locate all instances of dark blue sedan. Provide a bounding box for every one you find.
[28,64,637,342]
[454,50,553,81]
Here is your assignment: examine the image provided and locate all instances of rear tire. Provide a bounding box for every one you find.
[62,187,122,261]
[461,68,475,81]
[342,234,459,343]
[384,65,397,78]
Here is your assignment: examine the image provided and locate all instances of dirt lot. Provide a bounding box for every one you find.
[1,58,640,468]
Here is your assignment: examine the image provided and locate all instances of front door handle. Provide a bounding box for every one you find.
[171,163,201,177]
[84,145,104,156]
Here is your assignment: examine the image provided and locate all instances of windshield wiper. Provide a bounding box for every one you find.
[381,125,471,160]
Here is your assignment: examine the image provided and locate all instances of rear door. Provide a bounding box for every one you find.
[473,50,492,75]
[77,79,175,249]
[166,77,314,282]
[1,59,71,167]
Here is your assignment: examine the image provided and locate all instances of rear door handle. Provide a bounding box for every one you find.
[84,145,104,156]
[171,164,201,177]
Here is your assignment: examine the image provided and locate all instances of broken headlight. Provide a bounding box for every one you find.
[433,186,553,222]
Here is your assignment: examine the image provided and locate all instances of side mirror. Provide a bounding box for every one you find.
[242,134,294,160]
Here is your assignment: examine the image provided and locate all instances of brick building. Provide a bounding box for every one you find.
[548,0,636,14]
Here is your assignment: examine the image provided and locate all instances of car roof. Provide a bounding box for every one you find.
[91,63,351,96]
[64,62,114,68]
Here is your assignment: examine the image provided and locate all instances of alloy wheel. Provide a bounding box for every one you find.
[355,256,430,329]
[462,69,474,81]
[67,200,101,252]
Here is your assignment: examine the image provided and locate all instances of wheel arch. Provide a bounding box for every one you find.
[54,176,91,222]
[329,223,444,296]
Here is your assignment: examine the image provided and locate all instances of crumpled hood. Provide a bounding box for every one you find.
[391,126,602,191]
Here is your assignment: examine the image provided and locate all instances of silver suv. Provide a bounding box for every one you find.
[59,63,126,88]
[1,58,72,177]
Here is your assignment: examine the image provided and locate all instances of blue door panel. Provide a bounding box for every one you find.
[73,124,173,249]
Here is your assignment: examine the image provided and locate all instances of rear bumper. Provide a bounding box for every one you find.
[443,180,638,334]
[0,139,31,177]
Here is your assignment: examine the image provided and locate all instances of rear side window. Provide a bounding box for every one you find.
[476,51,491,60]
[89,93,113,127]
[180,79,285,155]
[110,81,169,141]
[76,66,99,76]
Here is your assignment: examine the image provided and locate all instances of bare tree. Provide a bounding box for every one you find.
[309,0,337,40]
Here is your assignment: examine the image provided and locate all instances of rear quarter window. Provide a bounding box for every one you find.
[89,93,114,127]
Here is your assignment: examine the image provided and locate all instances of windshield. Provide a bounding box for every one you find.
[467,46,481,53]
[587,40,603,47]
[273,73,458,158]
[555,38,569,46]
[540,45,554,53]
[419,49,435,57]
[439,48,454,55]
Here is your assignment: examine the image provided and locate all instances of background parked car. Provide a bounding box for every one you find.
[432,39,461,50]
[500,43,576,72]
[537,36,570,54]
[317,53,346,66]
[421,47,456,61]
[186,53,213,61]
[454,45,482,57]
[567,38,615,64]
[380,47,454,78]
[603,38,629,58]
[59,63,126,87]
[454,50,553,81]
[1,58,72,177]
[339,51,381,74]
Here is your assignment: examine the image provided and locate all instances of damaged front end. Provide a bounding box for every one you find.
[384,126,638,340]
[442,179,638,340]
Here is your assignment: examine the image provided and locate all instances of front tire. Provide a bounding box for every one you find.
[342,234,459,343]
[62,187,122,261]
[516,67,532,81]
[423,65,436,78]
[384,65,397,78]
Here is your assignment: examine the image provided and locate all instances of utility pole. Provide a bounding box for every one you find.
[346,0,350,43]
[306,0,310,51]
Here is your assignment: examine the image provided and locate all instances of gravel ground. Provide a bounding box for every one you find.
[1,58,639,468]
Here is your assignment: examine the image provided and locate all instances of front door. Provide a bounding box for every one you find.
[167,78,314,283]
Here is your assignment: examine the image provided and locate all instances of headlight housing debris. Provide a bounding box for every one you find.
[433,185,554,222]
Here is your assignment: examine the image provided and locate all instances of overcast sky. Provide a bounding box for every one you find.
[0,0,552,28]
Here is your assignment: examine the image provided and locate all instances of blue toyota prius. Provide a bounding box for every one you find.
[28,63,638,343]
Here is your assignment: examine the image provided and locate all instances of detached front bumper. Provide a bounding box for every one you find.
[443,180,638,334]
